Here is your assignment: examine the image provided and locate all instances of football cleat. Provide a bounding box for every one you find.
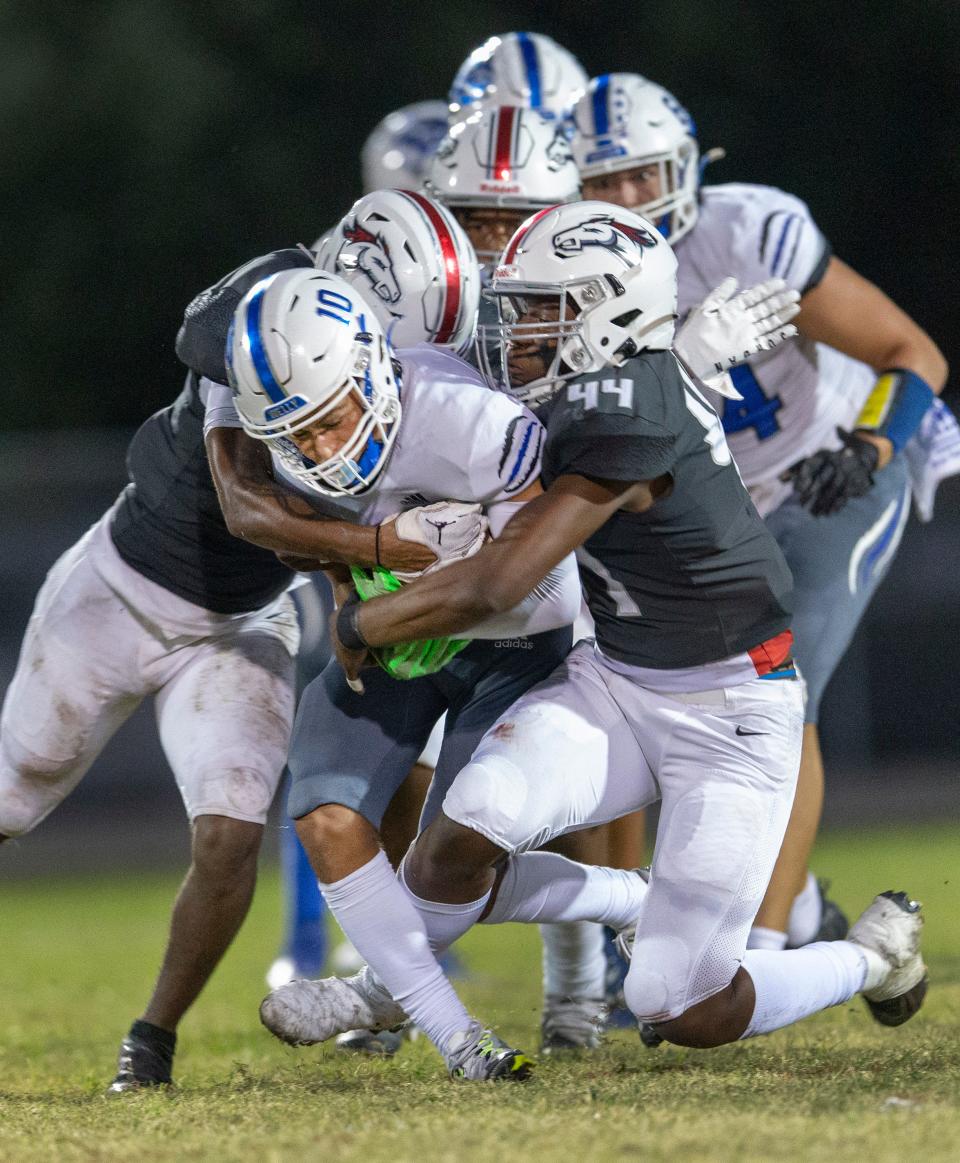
[445,1022,535,1082]
[848,891,928,1027]
[540,995,606,1053]
[813,879,850,942]
[260,968,406,1046]
[335,1027,406,1057]
[639,1022,665,1049]
[108,1033,174,1093]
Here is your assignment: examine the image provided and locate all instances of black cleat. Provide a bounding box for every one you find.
[813,878,850,942]
[108,1023,176,1092]
[639,1022,664,1049]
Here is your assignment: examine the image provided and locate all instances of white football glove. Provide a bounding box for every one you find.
[674,277,801,399]
[386,500,490,581]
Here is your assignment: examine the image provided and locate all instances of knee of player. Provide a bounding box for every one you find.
[441,754,532,854]
[190,813,262,878]
[295,802,375,856]
[407,812,502,894]
[0,742,78,837]
[622,959,678,1025]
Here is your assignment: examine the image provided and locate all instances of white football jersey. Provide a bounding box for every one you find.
[675,183,876,515]
[206,344,543,525]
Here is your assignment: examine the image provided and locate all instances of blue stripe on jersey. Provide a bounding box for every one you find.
[517,33,541,107]
[507,420,536,485]
[592,74,611,136]
[771,214,797,276]
[245,282,286,403]
[857,486,907,590]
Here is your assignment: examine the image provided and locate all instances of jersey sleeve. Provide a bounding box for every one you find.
[176,247,314,384]
[201,379,243,435]
[733,185,831,295]
[464,389,546,504]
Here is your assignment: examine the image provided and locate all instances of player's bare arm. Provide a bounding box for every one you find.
[205,425,435,573]
[796,256,948,468]
[343,473,648,651]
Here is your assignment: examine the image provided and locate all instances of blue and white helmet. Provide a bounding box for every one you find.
[570,74,700,243]
[360,100,450,193]
[448,33,588,125]
[227,269,400,496]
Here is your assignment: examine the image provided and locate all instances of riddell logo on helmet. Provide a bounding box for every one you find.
[479,181,522,194]
[494,264,521,280]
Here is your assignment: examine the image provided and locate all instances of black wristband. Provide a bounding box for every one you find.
[336,594,369,651]
[375,523,383,567]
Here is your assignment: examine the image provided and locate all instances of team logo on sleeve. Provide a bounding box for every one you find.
[337,220,401,306]
[552,214,658,262]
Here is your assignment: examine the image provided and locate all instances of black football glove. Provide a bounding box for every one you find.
[784,427,879,517]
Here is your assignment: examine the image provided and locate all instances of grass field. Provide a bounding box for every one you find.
[1,822,957,1162]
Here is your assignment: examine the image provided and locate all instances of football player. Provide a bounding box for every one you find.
[0,244,456,1091]
[261,202,875,1079]
[286,201,927,1073]
[568,73,949,955]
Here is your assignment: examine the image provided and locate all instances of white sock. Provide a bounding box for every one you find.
[397,858,491,955]
[540,921,607,999]
[483,852,647,929]
[786,871,823,947]
[741,940,868,1038]
[747,925,788,951]
[320,851,472,1055]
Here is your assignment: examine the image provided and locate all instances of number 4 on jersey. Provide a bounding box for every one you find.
[722,365,783,440]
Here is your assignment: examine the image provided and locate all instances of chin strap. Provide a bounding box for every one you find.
[854,368,935,453]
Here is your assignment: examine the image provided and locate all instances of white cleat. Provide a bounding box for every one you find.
[260,968,407,1046]
[848,890,928,1027]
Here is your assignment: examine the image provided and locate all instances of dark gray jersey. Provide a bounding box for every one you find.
[110,249,312,614]
[540,350,793,669]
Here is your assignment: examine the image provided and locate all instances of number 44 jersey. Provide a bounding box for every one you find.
[674,183,876,516]
[539,351,793,672]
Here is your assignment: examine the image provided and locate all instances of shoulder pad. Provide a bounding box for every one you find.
[175,248,314,383]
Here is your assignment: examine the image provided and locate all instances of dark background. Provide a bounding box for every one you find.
[2,0,957,427]
[0,2,957,873]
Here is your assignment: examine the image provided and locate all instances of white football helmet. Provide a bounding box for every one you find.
[360,100,450,192]
[316,189,480,355]
[425,107,580,263]
[227,269,400,496]
[448,32,588,124]
[570,74,701,244]
[479,200,678,405]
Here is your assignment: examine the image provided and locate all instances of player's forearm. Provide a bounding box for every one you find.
[224,494,381,566]
[462,553,581,639]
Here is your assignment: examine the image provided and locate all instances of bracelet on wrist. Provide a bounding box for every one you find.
[336,594,369,652]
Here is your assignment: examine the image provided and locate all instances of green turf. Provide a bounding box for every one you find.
[1,823,957,1162]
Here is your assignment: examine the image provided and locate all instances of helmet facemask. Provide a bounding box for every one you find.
[478,275,640,405]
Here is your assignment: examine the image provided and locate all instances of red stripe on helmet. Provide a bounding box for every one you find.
[503,204,557,263]
[493,106,516,181]
[399,190,462,345]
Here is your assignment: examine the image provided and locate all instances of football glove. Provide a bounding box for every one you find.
[386,501,489,582]
[783,427,880,517]
[675,277,801,398]
[349,564,471,679]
